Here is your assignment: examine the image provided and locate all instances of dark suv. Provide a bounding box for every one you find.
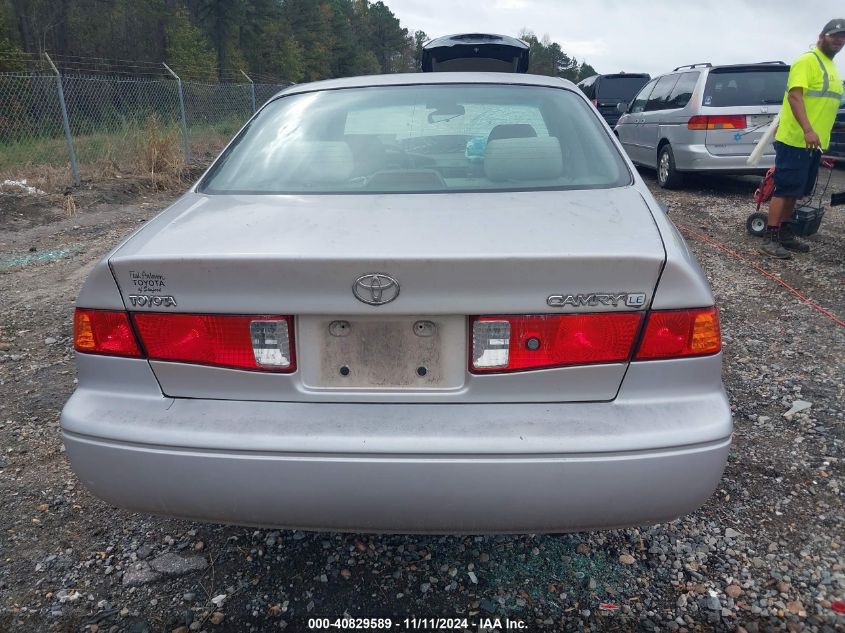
[828,89,845,161]
[577,73,651,127]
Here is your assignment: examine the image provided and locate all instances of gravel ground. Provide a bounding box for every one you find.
[0,167,843,633]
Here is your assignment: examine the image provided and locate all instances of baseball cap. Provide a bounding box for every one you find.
[822,19,845,35]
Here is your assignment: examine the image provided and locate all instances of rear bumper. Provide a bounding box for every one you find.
[63,431,730,533]
[673,143,774,173]
[60,353,733,533]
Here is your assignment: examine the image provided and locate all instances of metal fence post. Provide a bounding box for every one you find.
[163,63,191,163]
[44,53,80,186]
[241,70,256,113]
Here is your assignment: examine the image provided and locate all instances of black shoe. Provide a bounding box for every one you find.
[759,240,791,259]
[779,225,810,253]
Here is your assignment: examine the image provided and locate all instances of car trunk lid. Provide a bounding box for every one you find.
[109,188,666,402]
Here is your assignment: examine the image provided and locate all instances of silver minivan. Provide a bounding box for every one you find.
[615,62,789,188]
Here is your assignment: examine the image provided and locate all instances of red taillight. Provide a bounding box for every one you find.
[74,309,141,357]
[592,98,599,107]
[688,115,747,130]
[470,313,643,373]
[132,313,295,372]
[634,307,721,360]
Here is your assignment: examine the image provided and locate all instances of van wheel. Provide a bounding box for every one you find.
[657,144,684,189]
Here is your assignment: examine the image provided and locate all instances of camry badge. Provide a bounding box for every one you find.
[353,273,400,306]
[547,292,647,309]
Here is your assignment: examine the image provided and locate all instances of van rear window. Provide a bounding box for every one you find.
[596,77,650,100]
[703,69,788,107]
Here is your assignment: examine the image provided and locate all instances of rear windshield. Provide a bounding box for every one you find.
[199,84,630,195]
[703,69,788,107]
[596,76,650,100]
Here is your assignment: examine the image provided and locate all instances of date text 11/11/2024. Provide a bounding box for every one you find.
[307,617,528,631]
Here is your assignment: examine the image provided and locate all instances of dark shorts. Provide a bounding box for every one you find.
[773,141,821,198]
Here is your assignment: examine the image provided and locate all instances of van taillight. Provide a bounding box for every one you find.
[688,115,747,130]
[132,313,295,372]
[74,309,141,357]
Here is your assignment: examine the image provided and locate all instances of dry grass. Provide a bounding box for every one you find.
[0,164,73,194]
[62,193,77,218]
[133,115,187,189]
[0,115,238,193]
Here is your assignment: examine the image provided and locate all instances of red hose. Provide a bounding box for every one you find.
[675,222,845,329]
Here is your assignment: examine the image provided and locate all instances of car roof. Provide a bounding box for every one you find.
[598,73,650,79]
[667,62,789,75]
[276,72,575,99]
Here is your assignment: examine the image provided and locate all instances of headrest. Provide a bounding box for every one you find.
[487,123,538,142]
[484,136,564,182]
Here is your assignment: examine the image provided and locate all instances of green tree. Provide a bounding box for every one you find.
[166,8,217,80]
[195,0,248,80]
[578,61,597,82]
[249,19,304,83]
[280,0,333,81]
[365,1,408,72]
[519,29,594,81]
[412,29,427,72]
[0,38,26,72]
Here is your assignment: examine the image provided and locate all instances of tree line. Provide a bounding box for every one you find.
[0,0,597,83]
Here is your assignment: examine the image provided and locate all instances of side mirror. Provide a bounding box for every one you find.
[616,102,629,114]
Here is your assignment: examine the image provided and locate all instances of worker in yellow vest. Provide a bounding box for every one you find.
[761,19,844,259]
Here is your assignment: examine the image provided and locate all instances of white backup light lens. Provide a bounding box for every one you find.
[250,320,291,367]
[472,320,511,369]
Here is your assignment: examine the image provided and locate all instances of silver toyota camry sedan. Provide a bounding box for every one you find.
[61,72,732,534]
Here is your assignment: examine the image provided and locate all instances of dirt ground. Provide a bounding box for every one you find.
[0,167,843,633]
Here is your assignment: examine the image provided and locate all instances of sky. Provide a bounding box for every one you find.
[387,0,845,78]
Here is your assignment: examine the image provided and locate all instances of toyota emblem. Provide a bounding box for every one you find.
[353,273,400,306]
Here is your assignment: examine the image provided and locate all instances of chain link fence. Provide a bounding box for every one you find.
[0,68,290,189]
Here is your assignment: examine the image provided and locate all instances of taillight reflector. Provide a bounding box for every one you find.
[74,309,141,357]
[688,115,747,130]
[132,313,295,372]
[635,307,721,360]
[471,313,643,373]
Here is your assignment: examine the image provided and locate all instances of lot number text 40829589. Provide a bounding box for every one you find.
[307,617,528,630]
